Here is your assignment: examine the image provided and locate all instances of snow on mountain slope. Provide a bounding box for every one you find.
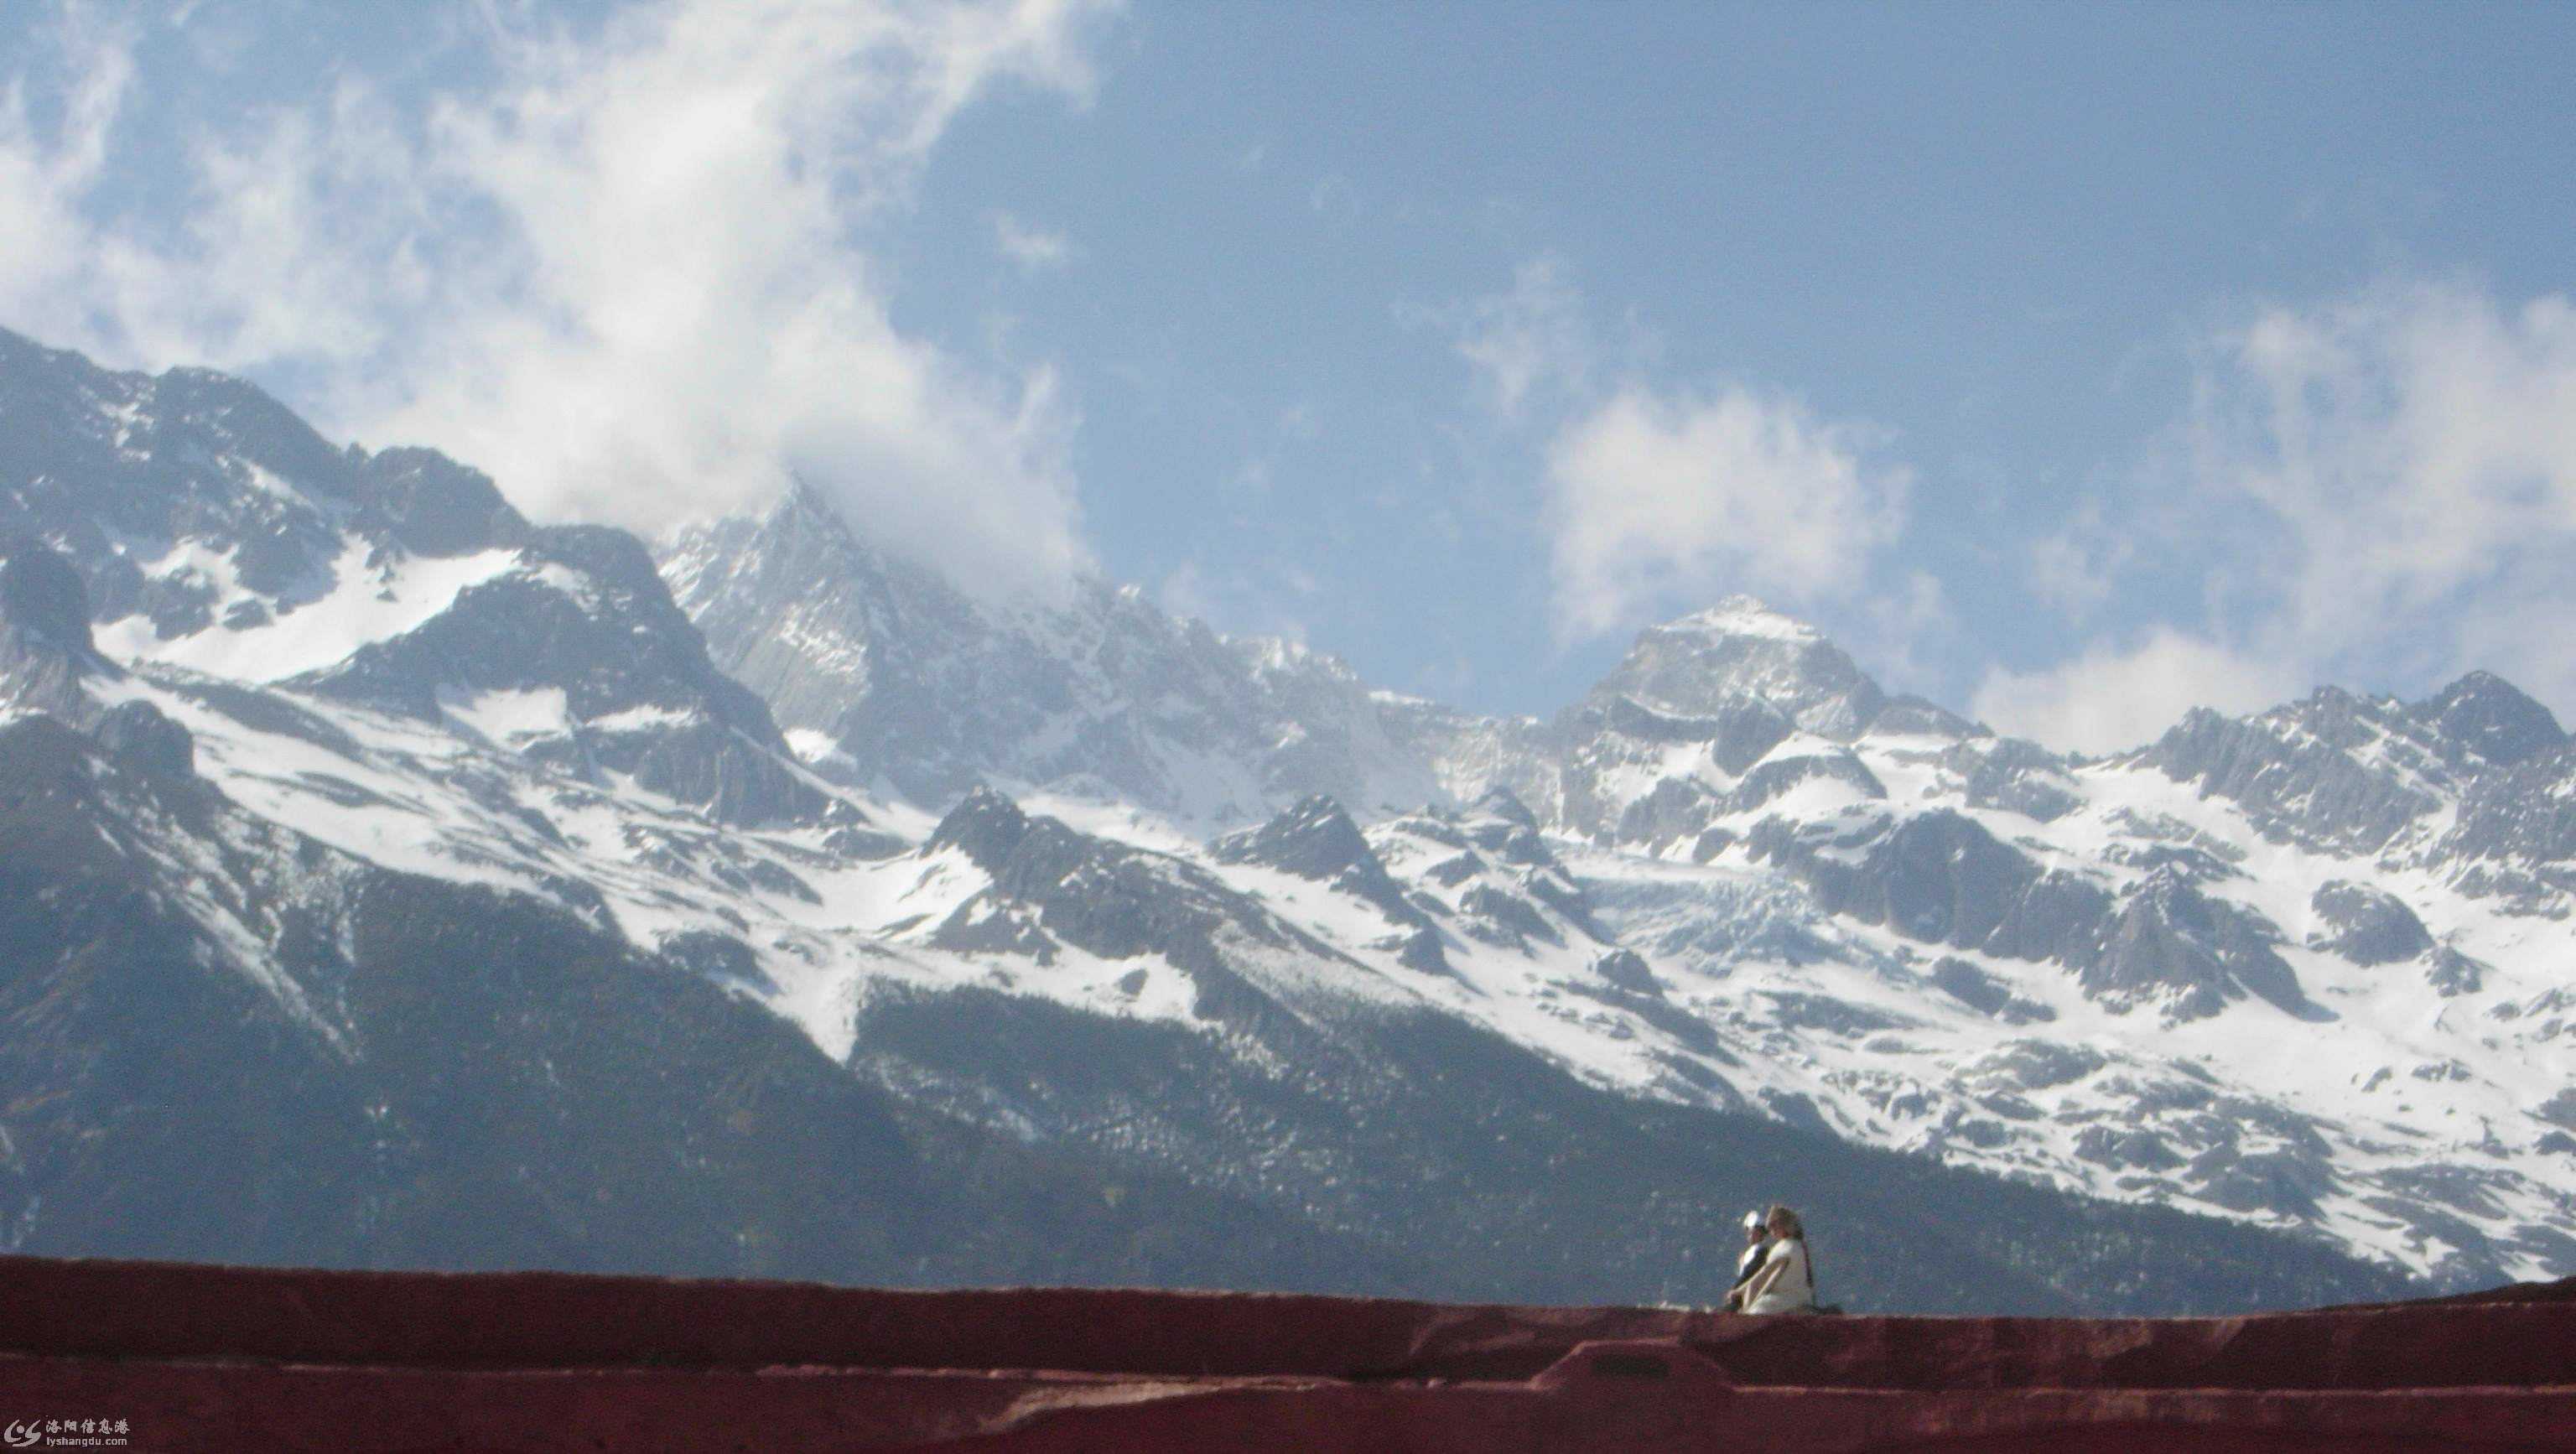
[89,538,525,684]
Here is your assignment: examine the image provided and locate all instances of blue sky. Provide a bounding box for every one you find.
[6,1,2575,748]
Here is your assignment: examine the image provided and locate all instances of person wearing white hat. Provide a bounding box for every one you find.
[1720,1209,1770,1311]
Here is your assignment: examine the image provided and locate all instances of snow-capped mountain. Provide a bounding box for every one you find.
[2,325,2557,1311]
[0,329,823,830]
[661,459,2576,1291]
[659,485,1435,827]
[1532,641,2576,1284]
[1374,596,2575,1285]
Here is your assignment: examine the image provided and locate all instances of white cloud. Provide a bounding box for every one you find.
[0,0,1116,601]
[992,210,1073,272]
[1453,254,1590,418]
[1155,556,1310,647]
[1850,568,1955,696]
[1157,559,1215,623]
[2200,282,2576,681]
[1992,279,2576,747]
[1971,628,2301,756]
[1542,382,1908,641]
[2023,501,2130,621]
[0,8,133,324]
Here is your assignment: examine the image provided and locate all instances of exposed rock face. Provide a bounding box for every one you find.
[1751,811,2042,953]
[1746,809,2308,1026]
[304,525,822,827]
[922,788,1352,1027]
[1214,795,1427,929]
[0,539,112,723]
[2310,882,2435,966]
[1869,694,1981,739]
[2138,693,2449,855]
[1214,793,1378,880]
[1930,958,2055,1026]
[926,785,1036,871]
[2084,869,2305,1021]
[0,536,95,654]
[1945,737,2080,823]
[2125,675,2566,866]
[1592,948,1659,995]
[1731,749,1888,816]
[2423,947,2486,997]
[2417,671,2567,767]
[2442,743,2576,870]
[92,699,195,782]
[358,448,530,559]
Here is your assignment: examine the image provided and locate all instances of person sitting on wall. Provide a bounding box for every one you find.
[1721,1210,1770,1311]
[1737,1204,1817,1315]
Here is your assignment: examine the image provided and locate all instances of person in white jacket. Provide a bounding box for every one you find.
[1738,1205,1816,1315]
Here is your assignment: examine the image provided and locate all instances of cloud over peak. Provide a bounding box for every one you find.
[0,0,1117,601]
[1543,382,1909,644]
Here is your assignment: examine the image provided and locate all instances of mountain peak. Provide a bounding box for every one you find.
[776,474,842,522]
[928,785,1033,871]
[737,476,865,553]
[1213,794,1371,879]
[1654,595,1825,643]
[2416,670,2567,766]
[1590,596,1885,740]
[1468,784,1540,829]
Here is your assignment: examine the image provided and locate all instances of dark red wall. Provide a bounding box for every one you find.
[0,1254,2568,1451]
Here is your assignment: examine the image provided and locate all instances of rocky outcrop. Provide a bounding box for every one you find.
[1929,958,2056,1025]
[0,538,112,723]
[2414,671,2567,767]
[2084,868,2308,1021]
[2309,881,2434,966]
[1730,749,1887,815]
[2441,742,2576,869]
[1944,736,2081,823]
[926,788,1346,1032]
[1213,795,1426,928]
[2137,693,2448,854]
[355,447,530,558]
[1592,948,1659,995]
[1750,811,2044,952]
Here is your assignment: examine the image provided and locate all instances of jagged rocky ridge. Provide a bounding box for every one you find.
[0,325,2558,1303]
[661,484,1434,824]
